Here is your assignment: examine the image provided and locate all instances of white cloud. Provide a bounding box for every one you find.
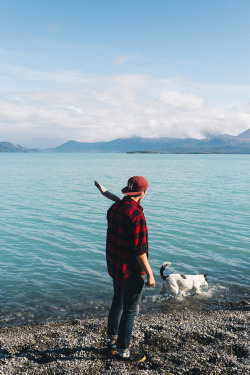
[0,64,88,84]
[159,91,205,110]
[0,73,250,148]
[114,55,132,66]
[235,100,250,114]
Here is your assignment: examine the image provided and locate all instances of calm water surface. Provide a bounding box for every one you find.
[0,153,249,325]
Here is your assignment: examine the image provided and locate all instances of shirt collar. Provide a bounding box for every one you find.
[123,196,143,212]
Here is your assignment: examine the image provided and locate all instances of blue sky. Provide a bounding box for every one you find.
[0,0,250,147]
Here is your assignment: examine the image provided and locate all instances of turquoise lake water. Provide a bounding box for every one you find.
[0,153,249,326]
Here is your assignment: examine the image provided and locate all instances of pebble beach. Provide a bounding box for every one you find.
[0,300,249,375]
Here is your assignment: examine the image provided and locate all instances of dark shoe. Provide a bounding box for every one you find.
[116,351,146,363]
[110,341,132,355]
[98,342,117,356]
[109,342,117,355]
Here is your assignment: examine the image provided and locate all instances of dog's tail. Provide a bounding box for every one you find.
[160,262,171,280]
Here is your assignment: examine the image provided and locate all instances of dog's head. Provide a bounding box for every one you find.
[203,274,208,285]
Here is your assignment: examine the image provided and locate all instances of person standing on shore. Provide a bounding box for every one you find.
[106,176,155,363]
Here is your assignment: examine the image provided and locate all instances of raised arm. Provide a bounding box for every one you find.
[94,180,121,203]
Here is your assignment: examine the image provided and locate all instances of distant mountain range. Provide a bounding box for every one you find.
[0,142,39,153]
[47,129,250,154]
[1,129,250,153]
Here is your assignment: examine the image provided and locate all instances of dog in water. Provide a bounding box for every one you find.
[160,262,208,297]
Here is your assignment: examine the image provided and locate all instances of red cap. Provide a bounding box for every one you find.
[122,176,148,196]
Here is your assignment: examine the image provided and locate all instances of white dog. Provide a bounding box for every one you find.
[160,262,208,297]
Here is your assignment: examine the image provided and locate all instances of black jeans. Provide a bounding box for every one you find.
[107,274,145,352]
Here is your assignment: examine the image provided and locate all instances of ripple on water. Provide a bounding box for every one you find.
[0,153,249,325]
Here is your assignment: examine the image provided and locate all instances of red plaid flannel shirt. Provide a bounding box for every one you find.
[106,196,148,281]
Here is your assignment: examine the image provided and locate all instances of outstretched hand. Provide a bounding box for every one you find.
[94,180,121,203]
[94,180,107,194]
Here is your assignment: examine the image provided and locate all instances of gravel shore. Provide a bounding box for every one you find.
[0,300,249,375]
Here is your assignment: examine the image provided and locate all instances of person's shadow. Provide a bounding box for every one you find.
[0,345,105,365]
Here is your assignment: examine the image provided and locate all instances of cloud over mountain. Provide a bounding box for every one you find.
[1,73,250,148]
